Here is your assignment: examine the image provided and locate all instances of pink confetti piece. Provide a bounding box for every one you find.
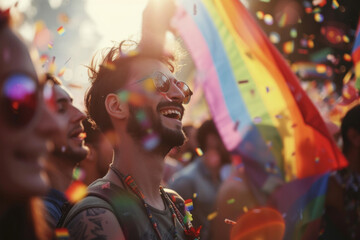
[101,182,110,189]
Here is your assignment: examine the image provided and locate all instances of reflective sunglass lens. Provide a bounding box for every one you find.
[153,72,170,93]
[2,74,38,127]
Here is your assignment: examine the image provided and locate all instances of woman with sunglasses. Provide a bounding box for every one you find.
[0,10,60,239]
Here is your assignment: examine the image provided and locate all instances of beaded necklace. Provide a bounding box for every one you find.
[110,166,194,240]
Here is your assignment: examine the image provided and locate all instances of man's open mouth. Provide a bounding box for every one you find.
[159,108,183,120]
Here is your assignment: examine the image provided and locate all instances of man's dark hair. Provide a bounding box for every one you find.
[341,104,360,153]
[197,119,221,152]
[82,117,102,146]
[84,40,176,132]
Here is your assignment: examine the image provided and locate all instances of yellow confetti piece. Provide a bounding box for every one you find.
[243,206,248,213]
[343,53,352,62]
[283,41,294,54]
[193,193,198,198]
[195,148,203,156]
[207,211,218,221]
[315,157,320,163]
[48,42,53,49]
[227,198,235,204]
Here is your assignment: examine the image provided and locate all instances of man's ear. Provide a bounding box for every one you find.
[105,93,128,120]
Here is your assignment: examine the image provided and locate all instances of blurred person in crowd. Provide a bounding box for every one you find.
[0,10,60,239]
[319,104,360,240]
[210,124,284,240]
[169,119,232,240]
[43,73,88,229]
[79,118,113,185]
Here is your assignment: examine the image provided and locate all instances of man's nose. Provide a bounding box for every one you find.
[165,80,185,104]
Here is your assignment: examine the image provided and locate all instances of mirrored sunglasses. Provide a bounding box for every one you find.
[0,73,55,128]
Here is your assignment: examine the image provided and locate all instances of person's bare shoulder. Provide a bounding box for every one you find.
[67,208,125,240]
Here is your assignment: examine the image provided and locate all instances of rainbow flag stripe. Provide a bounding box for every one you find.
[173,0,346,181]
[352,17,360,90]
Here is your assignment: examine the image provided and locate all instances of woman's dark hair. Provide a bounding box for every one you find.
[84,40,176,132]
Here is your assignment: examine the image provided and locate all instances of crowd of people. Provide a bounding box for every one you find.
[0,0,359,240]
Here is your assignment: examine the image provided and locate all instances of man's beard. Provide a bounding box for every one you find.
[52,143,88,165]
[126,104,186,153]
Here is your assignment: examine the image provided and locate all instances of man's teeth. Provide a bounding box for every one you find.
[160,109,181,119]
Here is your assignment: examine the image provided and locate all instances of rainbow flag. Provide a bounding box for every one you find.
[352,17,360,90]
[172,0,347,238]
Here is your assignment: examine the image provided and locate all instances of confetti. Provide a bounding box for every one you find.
[314,13,324,22]
[68,83,83,89]
[58,13,70,24]
[269,32,280,44]
[238,80,249,84]
[102,61,116,71]
[256,11,265,20]
[48,41,53,49]
[278,13,288,27]
[118,91,130,103]
[55,228,69,239]
[315,157,320,163]
[260,0,270,2]
[264,14,273,25]
[343,53,351,62]
[72,167,85,181]
[65,180,87,203]
[101,182,110,189]
[332,0,339,9]
[342,35,350,43]
[57,26,65,36]
[316,64,326,73]
[58,67,66,77]
[283,41,294,54]
[312,0,327,7]
[224,218,237,225]
[227,198,235,204]
[195,148,203,156]
[181,152,192,162]
[266,86,270,93]
[275,114,282,119]
[142,133,160,151]
[193,193,198,198]
[207,211,218,221]
[185,199,194,211]
[243,206,248,212]
[290,28,297,38]
[40,54,49,64]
